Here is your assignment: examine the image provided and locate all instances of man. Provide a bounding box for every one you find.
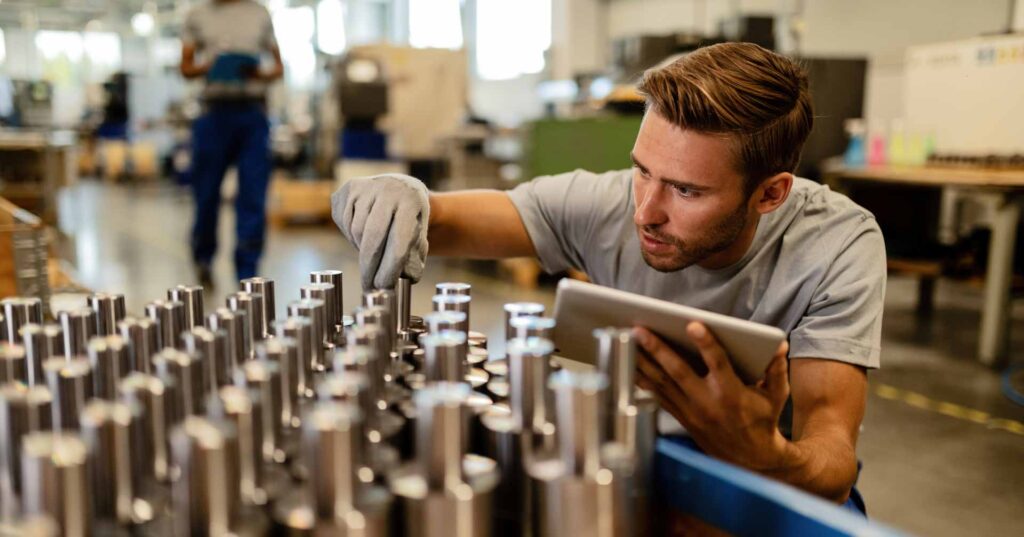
[180,0,284,284]
[331,43,885,511]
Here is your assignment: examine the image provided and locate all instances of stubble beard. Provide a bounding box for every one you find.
[638,201,749,272]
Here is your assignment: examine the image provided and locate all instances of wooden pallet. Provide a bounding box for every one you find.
[268,177,335,227]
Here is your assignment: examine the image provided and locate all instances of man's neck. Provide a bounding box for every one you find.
[697,213,761,270]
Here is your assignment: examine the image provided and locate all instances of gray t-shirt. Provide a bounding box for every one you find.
[182,0,278,101]
[508,168,886,369]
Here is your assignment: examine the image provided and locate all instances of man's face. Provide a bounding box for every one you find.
[631,111,752,272]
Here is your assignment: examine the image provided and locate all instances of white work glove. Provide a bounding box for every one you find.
[331,174,430,291]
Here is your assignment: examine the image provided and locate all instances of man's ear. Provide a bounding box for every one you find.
[753,172,793,215]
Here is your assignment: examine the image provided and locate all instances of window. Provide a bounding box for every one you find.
[0,28,6,65]
[409,0,463,49]
[273,6,317,88]
[317,0,347,55]
[83,32,122,78]
[476,0,550,80]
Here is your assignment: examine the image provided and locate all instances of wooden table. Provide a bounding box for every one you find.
[824,163,1024,367]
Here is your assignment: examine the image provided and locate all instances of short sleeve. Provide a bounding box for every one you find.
[260,7,279,51]
[788,219,887,368]
[181,9,201,48]
[506,169,630,275]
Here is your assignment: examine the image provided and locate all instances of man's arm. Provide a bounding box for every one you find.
[255,46,285,81]
[767,358,865,502]
[427,190,536,258]
[180,43,209,79]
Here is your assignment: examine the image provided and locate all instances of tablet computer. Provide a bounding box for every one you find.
[551,279,786,383]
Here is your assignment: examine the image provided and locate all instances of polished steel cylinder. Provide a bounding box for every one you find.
[0,343,28,385]
[423,311,467,334]
[551,370,606,477]
[2,297,44,343]
[508,337,556,437]
[0,384,52,506]
[432,294,471,336]
[79,399,144,526]
[60,307,97,358]
[303,402,362,519]
[510,316,556,341]
[86,335,131,400]
[503,302,545,344]
[287,299,327,372]
[396,277,412,335]
[435,282,471,297]
[422,331,467,383]
[182,326,230,397]
[355,306,396,382]
[227,291,266,351]
[390,382,499,537]
[363,289,397,348]
[273,317,314,399]
[309,270,344,324]
[170,416,241,537]
[145,299,187,351]
[153,348,205,418]
[255,338,300,430]
[594,329,635,419]
[240,278,276,339]
[345,327,387,406]
[87,293,126,337]
[20,432,91,537]
[0,312,5,345]
[42,357,92,431]
[117,317,159,375]
[208,386,265,507]
[168,285,205,330]
[234,360,285,464]
[119,373,173,483]
[302,283,339,345]
[20,324,63,386]
[207,307,248,369]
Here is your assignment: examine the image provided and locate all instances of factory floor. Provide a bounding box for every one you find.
[57,180,1024,537]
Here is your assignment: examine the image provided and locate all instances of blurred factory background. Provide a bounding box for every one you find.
[0,1,1023,536]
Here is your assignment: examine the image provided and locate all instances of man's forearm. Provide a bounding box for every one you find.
[427,190,535,258]
[766,433,859,503]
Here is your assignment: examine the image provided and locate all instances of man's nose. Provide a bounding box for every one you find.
[634,182,668,227]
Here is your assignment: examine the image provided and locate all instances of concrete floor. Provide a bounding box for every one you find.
[56,181,1024,536]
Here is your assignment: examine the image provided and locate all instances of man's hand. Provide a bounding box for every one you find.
[634,322,792,472]
[331,174,429,290]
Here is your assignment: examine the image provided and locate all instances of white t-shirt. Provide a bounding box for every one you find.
[182,0,278,100]
[508,168,887,369]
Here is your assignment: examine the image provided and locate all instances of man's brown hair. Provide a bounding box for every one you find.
[637,42,813,196]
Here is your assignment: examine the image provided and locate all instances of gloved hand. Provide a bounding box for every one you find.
[331,174,430,290]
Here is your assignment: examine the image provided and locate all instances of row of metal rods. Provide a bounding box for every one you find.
[0,272,657,536]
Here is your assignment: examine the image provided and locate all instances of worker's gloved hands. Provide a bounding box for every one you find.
[331,174,430,290]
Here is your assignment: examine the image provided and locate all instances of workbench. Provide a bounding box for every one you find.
[823,163,1024,367]
[0,129,77,224]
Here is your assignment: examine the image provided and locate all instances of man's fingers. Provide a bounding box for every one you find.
[636,369,691,426]
[765,341,790,409]
[633,327,701,391]
[686,322,736,377]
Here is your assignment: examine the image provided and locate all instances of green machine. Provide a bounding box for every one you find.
[522,115,643,179]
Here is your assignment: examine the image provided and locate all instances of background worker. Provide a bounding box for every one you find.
[331,42,885,513]
[179,0,284,285]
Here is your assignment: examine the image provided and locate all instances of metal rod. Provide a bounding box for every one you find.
[0,384,52,509]
[119,373,173,483]
[415,382,469,490]
[240,278,276,339]
[255,339,300,430]
[287,299,327,373]
[503,302,545,345]
[86,335,131,400]
[431,294,471,336]
[273,317,314,399]
[2,297,44,343]
[335,340,385,412]
[60,307,97,358]
[508,337,555,435]
[302,283,340,346]
[42,357,93,431]
[169,416,240,536]
[0,343,28,385]
[145,300,187,351]
[227,292,265,349]
[182,326,231,397]
[309,271,344,325]
[234,360,284,464]
[19,324,63,387]
[206,308,248,370]
[421,331,467,383]
[87,293,126,337]
[593,328,636,432]
[153,348,205,418]
[19,432,92,537]
[168,285,205,330]
[435,282,471,297]
[208,386,265,507]
[549,370,607,478]
[511,316,556,341]
[79,399,144,525]
[396,277,412,335]
[354,306,394,380]
[363,290,397,350]
[303,401,363,520]
[117,317,159,375]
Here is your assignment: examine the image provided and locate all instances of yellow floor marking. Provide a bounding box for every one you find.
[873,383,1023,437]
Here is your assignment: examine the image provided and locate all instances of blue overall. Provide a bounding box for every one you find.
[189,101,270,280]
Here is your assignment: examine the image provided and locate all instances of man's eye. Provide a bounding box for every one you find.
[634,165,650,178]
[673,186,698,198]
